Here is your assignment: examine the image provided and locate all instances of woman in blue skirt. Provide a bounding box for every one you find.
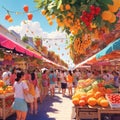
[12,71,29,120]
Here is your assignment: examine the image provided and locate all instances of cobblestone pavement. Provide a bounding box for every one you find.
[7,88,75,120]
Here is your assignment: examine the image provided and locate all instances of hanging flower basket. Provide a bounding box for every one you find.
[33,36,42,47]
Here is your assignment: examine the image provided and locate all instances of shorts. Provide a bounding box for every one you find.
[12,98,28,112]
[61,83,67,89]
[49,84,55,89]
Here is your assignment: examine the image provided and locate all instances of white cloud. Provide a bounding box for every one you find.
[8,20,75,68]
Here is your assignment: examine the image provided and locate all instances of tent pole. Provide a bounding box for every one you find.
[100,66,103,74]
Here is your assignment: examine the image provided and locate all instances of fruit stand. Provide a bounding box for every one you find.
[75,105,120,120]
[72,78,120,120]
[0,93,15,120]
[0,81,15,120]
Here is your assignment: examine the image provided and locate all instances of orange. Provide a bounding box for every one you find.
[101,10,113,21]
[87,92,94,98]
[108,13,116,23]
[51,14,56,19]
[79,99,86,106]
[100,99,109,107]
[87,97,97,106]
[108,4,119,13]
[97,96,105,105]
[94,91,103,99]
[41,9,46,15]
[48,21,53,25]
[80,95,88,102]
[72,98,79,105]
[65,4,71,10]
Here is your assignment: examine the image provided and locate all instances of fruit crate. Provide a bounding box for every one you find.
[98,107,120,120]
[75,105,98,120]
[106,94,120,108]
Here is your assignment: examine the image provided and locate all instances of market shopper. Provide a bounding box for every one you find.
[66,70,73,96]
[41,69,49,99]
[49,69,56,96]
[113,71,120,88]
[60,70,67,97]
[57,69,61,93]
[29,70,40,114]
[36,68,43,103]
[2,66,11,85]
[73,70,78,93]
[12,71,29,120]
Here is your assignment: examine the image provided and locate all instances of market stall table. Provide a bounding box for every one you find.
[75,105,120,120]
[0,93,15,120]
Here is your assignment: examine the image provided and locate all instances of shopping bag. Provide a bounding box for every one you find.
[24,93,34,103]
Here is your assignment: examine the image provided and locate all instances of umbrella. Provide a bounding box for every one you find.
[96,38,120,59]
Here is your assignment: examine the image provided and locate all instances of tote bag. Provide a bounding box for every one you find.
[22,82,34,103]
[24,93,34,103]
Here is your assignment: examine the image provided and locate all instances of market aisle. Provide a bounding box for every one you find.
[7,88,75,120]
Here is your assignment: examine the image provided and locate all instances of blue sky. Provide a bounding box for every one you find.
[0,0,57,32]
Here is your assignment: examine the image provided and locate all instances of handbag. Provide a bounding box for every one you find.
[22,82,34,103]
[24,93,34,103]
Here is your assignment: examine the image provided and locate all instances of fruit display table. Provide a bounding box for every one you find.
[75,105,120,120]
[0,93,15,120]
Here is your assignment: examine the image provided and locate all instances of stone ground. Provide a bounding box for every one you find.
[6,88,76,120]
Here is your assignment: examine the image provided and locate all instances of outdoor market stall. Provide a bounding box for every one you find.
[74,38,120,69]
[72,37,120,120]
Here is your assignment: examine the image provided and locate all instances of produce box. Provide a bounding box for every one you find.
[75,106,98,120]
[106,94,120,108]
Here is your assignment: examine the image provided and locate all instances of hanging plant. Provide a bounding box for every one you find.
[33,36,42,47]
[22,35,29,43]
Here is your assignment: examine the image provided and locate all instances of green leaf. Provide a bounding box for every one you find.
[57,0,62,9]
[103,0,113,5]
[71,6,77,14]
[48,1,56,10]
[44,0,48,4]
[97,0,113,5]
[89,0,96,5]
[70,0,77,4]
[34,0,39,2]
[79,4,88,12]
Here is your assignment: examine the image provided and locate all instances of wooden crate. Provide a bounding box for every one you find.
[98,107,120,120]
[75,106,98,120]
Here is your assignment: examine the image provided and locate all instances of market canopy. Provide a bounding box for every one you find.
[96,38,120,59]
[0,33,68,69]
[0,33,42,59]
[74,38,120,69]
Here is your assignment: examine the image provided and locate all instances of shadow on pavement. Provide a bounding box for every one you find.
[6,95,62,120]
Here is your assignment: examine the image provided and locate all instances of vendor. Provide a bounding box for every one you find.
[2,67,11,85]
